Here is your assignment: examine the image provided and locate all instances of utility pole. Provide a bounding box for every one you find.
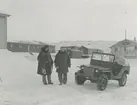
[125,11,127,40]
[125,29,127,39]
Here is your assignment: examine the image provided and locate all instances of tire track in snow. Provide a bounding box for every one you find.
[39,94,86,105]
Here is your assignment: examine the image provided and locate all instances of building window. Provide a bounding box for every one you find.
[124,47,127,52]
[123,42,130,45]
[28,45,30,51]
[19,44,22,48]
[135,46,137,50]
[115,47,118,52]
[126,47,134,51]
[10,44,12,48]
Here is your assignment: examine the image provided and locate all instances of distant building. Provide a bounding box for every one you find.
[0,13,10,49]
[110,38,137,58]
[79,46,89,55]
[61,45,103,58]
[7,41,55,53]
[70,50,83,58]
[61,46,83,58]
[79,46,103,55]
[61,46,80,50]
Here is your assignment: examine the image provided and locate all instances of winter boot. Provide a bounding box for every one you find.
[47,75,53,85]
[58,73,63,85]
[59,82,62,85]
[62,73,67,84]
[42,75,47,85]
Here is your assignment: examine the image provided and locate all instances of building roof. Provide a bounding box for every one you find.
[71,49,81,52]
[80,45,90,49]
[81,45,103,50]
[19,41,44,45]
[61,45,81,48]
[110,39,137,48]
[0,13,10,17]
[7,40,52,46]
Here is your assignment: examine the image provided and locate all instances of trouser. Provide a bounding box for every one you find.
[58,73,67,84]
[42,75,52,84]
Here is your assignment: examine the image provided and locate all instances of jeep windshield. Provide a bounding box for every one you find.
[91,52,115,63]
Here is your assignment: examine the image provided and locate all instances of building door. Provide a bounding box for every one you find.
[0,16,7,49]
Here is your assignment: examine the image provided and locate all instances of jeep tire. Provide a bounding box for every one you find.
[97,74,108,91]
[75,74,85,85]
[118,72,127,87]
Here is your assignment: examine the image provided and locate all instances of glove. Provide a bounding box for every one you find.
[56,66,59,69]
[51,65,53,69]
[42,68,47,75]
[68,65,71,68]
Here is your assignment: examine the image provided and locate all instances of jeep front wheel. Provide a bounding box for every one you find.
[118,72,127,87]
[75,75,85,85]
[97,74,108,91]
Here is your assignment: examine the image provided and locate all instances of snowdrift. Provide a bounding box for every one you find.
[0,49,137,105]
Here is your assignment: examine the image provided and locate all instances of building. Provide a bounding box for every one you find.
[61,45,83,58]
[69,49,82,58]
[7,41,55,53]
[64,48,82,58]
[79,46,89,55]
[79,46,103,55]
[0,13,10,49]
[88,48,103,55]
[61,46,80,50]
[110,38,137,58]
[60,45,103,58]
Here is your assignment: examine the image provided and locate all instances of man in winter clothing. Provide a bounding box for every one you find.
[54,48,71,85]
[37,45,53,85]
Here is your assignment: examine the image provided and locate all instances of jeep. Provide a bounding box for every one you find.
[75,52,130,91]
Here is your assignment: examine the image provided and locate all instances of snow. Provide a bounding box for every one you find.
[0,49,137,105]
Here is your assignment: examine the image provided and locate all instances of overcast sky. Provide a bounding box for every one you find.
[0,0,137,42]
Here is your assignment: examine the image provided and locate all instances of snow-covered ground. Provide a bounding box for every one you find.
[0,49,137,105]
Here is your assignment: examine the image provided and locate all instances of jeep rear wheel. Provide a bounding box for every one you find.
[75,75,85,85]
[97,74,108,91]
[118,72,127,87]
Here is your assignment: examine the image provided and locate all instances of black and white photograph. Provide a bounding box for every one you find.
[0,0,137,105]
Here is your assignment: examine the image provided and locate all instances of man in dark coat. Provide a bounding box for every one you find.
[37,45,53,85]
[54,48,71,85]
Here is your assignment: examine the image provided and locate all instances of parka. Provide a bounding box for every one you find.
[37,46,53,75]
[54,50,71,73]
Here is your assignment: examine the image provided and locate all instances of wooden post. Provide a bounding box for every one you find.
[125,30,127,39]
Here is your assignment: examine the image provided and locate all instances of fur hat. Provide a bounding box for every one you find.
[44,45,49,49]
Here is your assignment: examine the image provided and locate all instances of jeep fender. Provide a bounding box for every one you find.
[75,71,84,76]
[116,66,130,78]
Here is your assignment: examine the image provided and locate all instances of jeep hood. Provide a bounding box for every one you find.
[83,64,110,71]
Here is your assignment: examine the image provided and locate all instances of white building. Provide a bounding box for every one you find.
[110,38,137,58]
[0,13,10,49]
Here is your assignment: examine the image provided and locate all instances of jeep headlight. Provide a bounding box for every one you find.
[80,66,84,70]
[95,69,99,72]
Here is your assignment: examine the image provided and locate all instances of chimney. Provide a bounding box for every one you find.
[134,37,136,42]
[125,30,127,39]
